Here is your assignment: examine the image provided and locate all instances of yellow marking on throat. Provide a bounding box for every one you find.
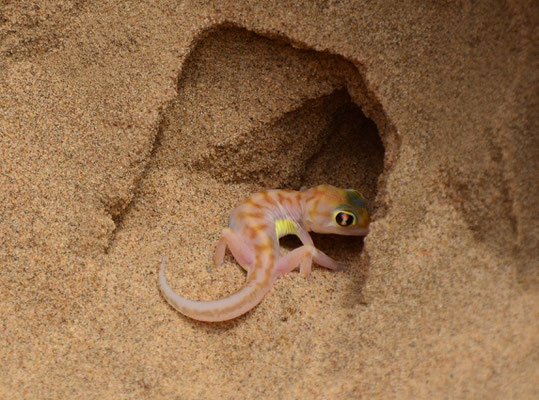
[275,218,299,239]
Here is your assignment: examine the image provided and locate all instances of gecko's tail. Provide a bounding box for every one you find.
[158,257,272,322]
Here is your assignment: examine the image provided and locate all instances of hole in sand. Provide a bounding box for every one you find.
[113,25,397,302]
[159,25,392,207]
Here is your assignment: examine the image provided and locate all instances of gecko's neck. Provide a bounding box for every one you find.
[298,188,317,233]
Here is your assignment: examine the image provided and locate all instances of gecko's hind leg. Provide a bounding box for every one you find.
[213,228,254,273]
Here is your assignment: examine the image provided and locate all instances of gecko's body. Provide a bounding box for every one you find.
[159,184,370,322]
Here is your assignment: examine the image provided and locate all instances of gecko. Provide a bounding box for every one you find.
[159,184,370,322]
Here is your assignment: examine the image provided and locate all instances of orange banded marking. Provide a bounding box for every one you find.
[244,223,269,240]
[261,192,278,208]
[309,197,321,220]
[312,210,331,218]
[253,241,273,253]
[242,197,261,208]
[244,226,259,240]
[237,211,265,219]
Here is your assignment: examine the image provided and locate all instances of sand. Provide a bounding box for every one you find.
[1,1,537,398]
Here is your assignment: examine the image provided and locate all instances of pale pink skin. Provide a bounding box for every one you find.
[159,184,370,322]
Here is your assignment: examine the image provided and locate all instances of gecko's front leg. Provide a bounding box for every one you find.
[298,227,345,271]
[275,245,317,278]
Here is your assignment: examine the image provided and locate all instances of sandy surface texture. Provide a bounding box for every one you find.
[1,1,537,398]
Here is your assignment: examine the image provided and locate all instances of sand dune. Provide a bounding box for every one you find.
[1,1,537,398]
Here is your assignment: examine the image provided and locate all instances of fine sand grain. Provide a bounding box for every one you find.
[1,1,537,398]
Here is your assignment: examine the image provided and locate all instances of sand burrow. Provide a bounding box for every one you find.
[110,25,396,268]
[156,25,393,206]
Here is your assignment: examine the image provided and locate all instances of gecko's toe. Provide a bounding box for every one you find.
[335,261,346,271]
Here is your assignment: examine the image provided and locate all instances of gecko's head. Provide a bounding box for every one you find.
[302,184,370,236]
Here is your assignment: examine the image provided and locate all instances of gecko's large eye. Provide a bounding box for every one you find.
[334,211,356,227]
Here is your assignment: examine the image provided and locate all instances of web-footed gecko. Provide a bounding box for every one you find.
[159,184,370,321]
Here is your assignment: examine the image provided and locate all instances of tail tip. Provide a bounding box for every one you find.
[159,256,167,274]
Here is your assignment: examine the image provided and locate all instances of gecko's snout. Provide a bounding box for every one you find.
[358,208,370,229]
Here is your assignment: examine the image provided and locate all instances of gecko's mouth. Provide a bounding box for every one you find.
[320,226,370,236]
[350,227,369,236]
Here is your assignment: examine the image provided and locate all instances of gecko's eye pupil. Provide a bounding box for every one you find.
[335,212,355,227]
